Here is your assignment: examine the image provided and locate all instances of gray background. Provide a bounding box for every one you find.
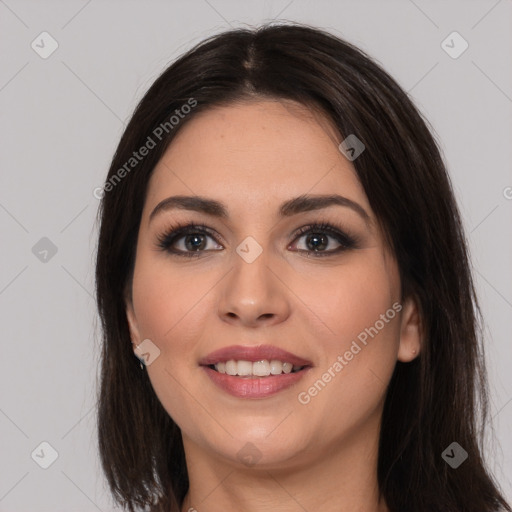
[1,1,511,510]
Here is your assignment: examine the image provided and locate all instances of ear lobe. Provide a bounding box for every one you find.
[125,300,141,349]
[397,295,422,363]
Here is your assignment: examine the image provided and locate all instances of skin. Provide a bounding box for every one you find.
[126,99,422,512]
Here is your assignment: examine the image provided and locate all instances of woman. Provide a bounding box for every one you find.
[95,23,511,512]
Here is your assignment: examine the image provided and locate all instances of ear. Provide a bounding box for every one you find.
[125,299,142,351]
[397,295,422,363]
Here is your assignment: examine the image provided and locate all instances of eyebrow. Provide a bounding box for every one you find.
[149,193,371,224]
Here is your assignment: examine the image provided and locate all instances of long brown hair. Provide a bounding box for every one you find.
[95,22,511,512]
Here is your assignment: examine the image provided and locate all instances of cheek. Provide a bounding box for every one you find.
[294,253,400,350]
[295,253,401,408]
[131,251,211,342]
[130,257,212,430]
[292,256,401,437]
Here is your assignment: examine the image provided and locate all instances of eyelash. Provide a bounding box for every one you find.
[155,220,359,258]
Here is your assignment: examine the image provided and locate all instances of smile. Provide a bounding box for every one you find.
[210,359,306,377]
[199,344,313,398]
[202,365,311,399]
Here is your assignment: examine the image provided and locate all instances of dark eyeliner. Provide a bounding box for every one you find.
[290,221,359,257]
[155,221,220,257]
[155,219,359,258]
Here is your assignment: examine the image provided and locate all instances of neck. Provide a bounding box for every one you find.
[180,413,389,512]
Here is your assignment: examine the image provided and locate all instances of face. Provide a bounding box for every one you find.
[126,99,421,469]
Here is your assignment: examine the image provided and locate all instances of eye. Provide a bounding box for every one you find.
[156,220,358,259]
[289,222,357,257]
[156,223,223,258]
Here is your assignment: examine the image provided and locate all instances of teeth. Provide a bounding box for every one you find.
[270,360,283,375]
[214,359,304,377]
[225,360,237,376]
[237,360,252,376]
[253,360,270,376]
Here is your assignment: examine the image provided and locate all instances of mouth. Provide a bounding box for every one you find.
[206,360,308,378]
[199,345,313,398]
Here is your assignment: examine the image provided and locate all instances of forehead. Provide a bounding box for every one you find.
[144,100,371,216]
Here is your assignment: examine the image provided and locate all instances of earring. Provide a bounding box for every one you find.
[133,343,145,370]
[135,354,145,370]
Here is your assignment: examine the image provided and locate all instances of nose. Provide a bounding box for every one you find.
[217,248,291,328]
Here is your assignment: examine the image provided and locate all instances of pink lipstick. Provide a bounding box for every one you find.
[199,344,313,399]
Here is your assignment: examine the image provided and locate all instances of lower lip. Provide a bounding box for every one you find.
[202,366,311,399]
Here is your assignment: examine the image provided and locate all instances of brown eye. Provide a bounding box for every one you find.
[156,223,223,257]
[289,222,357,257]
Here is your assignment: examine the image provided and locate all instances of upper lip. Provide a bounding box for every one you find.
[199,344,313,367]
